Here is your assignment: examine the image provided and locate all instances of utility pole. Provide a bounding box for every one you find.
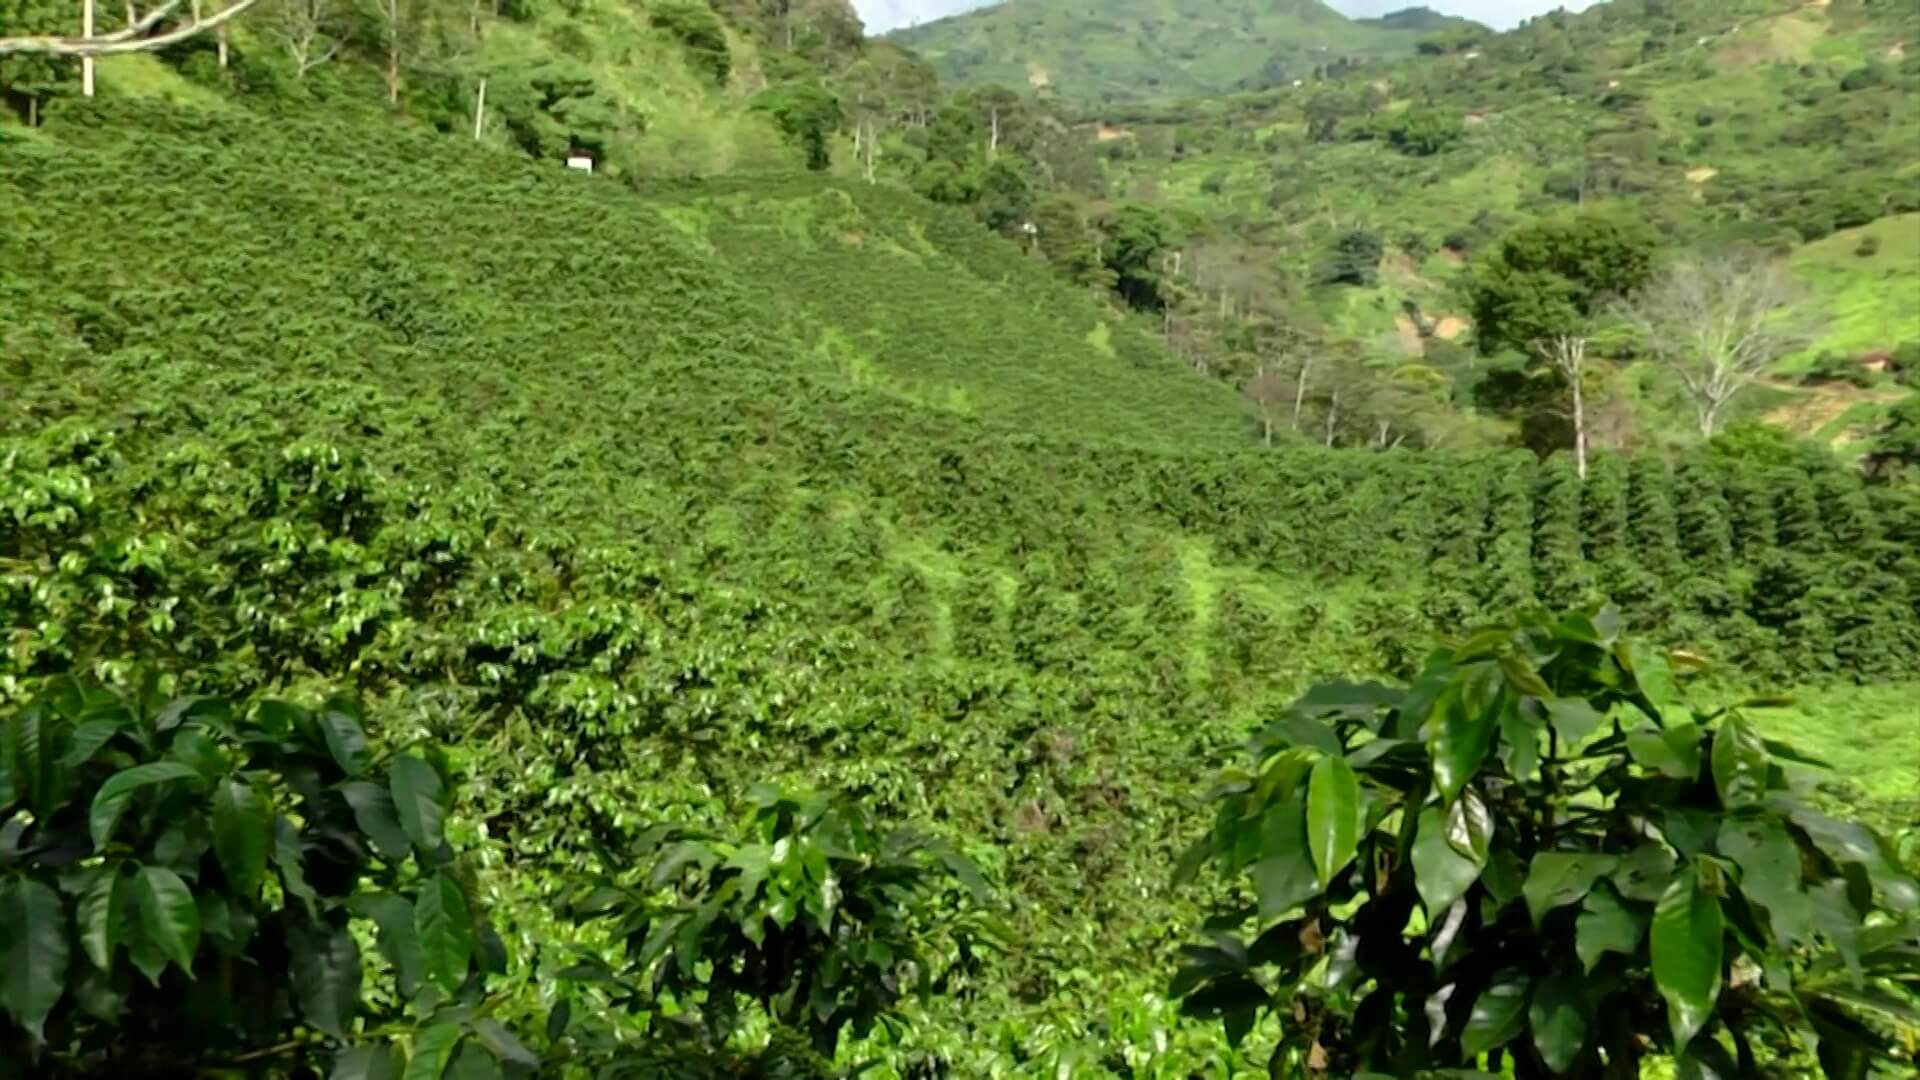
[473,76,487,139]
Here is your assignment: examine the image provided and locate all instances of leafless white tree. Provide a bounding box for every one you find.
[261,0,345,76]
[1536,333,1593,480]
[0,0,265,56]
[1619,252,1821,438]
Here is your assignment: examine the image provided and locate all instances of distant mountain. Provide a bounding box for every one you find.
[887,0,1447,102]
[1355,6,1481,33]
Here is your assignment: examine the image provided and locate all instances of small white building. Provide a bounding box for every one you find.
[566,155,594,174]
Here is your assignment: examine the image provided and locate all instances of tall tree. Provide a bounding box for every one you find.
[1468,212,1657,477]
[263,0,347,76]
[1619,251,1821,437]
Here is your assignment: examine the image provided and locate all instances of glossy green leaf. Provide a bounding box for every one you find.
[390,754,448,858]
[1709,714,1768,809]
[416,872,475,995]
[1412,804,1481,914]
[1528,972,1588,1073]
[212,778,271,895]
[1459,971,1529,1057]
[1718,819,1811,948]
[0,878,69,1039]
[352,892,426,997]
[132,866,199,977]
[331,1045,402,1080]
[1305,755,1361,890]
[1523,853,1617,926]
[318,707,371,777]
[1624,641,1685,723]
[404,1024,466,1080]
[1544,697,1603,745]
[89,762,202,849]
[341,781,413,862]
[1431,675,1498,802]
[1575,883,1642,972]
[1627,723,1702,779]
[1252,793,1319,917]
[76,866,125,971]
[1610,842,1676,902]
[1444,789,1493,864]
[1651,864,1724,1048]
[291,919,362,1039]
[273,815,319,910]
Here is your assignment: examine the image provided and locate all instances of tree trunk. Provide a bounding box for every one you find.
[988,106,998,160]
[1292,356,1313,431]
[1324,386,1340,447]
[1571,369,1588,480]
[81,0,95,97]
[27,95,37,127]
[386,36,399,105]
[473,76,486,139]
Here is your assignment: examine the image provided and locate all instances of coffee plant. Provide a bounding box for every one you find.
[1173,611,1919,1077]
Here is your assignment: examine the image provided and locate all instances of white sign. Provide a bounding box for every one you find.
[566,156,593,173]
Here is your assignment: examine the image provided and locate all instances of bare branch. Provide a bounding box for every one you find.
[0,0,262,56]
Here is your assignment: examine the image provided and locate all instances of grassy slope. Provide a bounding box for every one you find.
[889,0,1435,101]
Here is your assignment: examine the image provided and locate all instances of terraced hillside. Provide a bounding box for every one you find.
[5,101,1918,1071]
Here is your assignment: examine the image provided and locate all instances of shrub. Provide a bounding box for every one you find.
[1172,610,1919,1077]
[1855,233,1882,258]
[0,683,521,1077]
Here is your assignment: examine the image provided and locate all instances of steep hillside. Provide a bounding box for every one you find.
[888,0,1447,102]
[6,100,1918,1071]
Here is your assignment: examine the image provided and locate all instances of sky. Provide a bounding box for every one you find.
[855,0,1600,36]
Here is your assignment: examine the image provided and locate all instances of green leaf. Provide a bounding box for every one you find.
[1431,675,1498,802]
[0,878,70,1039]
[1627,723,1702,779]
[1575,883,1642,972]
[1544,697,1603,745]
[1624,640,1685,723]
[1252,793,1319,917]
[1529,972,1588,1073]
[1651,863,1724,1048]
[76,866,124,971]
[273,815,318,911]
[1459,971,1530,1056]
[1412,804,1482,914]
[1610,842,1675,902]
[89,762,202,849]
[1718,819,1811,948]
[132,865,199,976]
[403,1024,465,1080]
[471,1018,538,1070]
[1445,789,1493,864]
[1523,853,1618,926]
[212,779,272,895]
[416,872,475,995]
[290,919,362,1040]
[352,892,426,998]
[331,1046,402,1080]
[390,754,448,859]
[1305,755,1361,890]
[340,781,413,862]
[60,717,126,769]
[444,1042,504,1080]
[1709,715,1768,809]
[318,706,371,777]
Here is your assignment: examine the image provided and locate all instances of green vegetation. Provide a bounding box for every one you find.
[4,89,1919,1074]
[2,0,1918,1075]
[889,0,1465,103]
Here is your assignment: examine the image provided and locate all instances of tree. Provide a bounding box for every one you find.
[1100,202,1174,311]
[1468,213,1657,477]
[1172,610,1919,1078]
[0,0,75,125]
[262,0,347,76]
[751,83,840,171]
[1865,396,1920,485]
[1317,228,1383,287]
[1620,252,1821,437]
[0,0,266,65]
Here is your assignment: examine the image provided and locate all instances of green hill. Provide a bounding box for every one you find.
[6,98,1918,1070]
[887,0,1445,102]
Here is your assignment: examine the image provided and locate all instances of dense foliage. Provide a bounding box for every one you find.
[1174,611,1918,1077]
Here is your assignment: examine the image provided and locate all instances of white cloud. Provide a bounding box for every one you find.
[854,0,1600,36]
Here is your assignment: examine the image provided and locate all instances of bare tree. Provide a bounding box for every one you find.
[1536,333,1593,480]
[262,0,345,76]
[1245,363,1289,447]
[1619,252,1820,438]
[0,0,265,56]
